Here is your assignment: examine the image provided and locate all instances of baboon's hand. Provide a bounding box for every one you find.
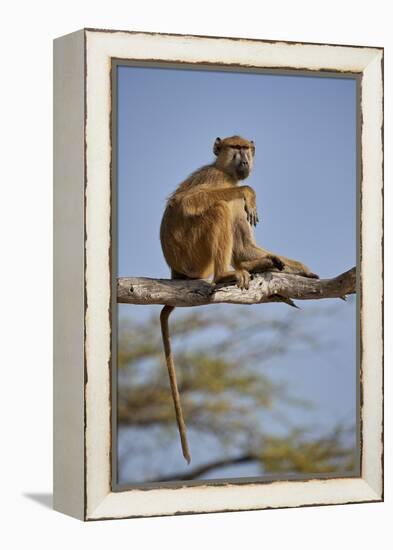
[242,185,259,227]
[268,255,285,271]
[245,203,259,227]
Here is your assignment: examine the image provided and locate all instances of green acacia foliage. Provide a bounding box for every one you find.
[117,307,356,481]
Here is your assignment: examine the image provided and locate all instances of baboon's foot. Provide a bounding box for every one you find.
[214,269,251,290]
[291,266,320,279]
[282,260,319,279]
[301,271,319,279]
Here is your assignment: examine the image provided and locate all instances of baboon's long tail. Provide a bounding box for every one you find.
[160,305,191,464]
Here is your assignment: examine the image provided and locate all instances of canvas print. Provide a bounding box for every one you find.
[114,63,358,486]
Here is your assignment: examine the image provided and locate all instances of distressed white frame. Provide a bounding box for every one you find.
[53,28,383,521]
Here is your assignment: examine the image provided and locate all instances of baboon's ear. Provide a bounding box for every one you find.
[250,140,256,156]
[213,137,222,156]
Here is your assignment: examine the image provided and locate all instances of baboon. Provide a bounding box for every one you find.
[159,135,318,463]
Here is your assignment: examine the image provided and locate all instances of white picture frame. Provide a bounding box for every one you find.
[53,28,383,521]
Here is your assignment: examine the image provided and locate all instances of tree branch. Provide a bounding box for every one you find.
[153,454,256,482]
[117,267,356,307]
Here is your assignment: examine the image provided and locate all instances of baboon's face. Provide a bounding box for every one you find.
[229,144,254,179]
[214,136,255,180]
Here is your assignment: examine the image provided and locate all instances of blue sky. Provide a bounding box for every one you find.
[116,64,358,482]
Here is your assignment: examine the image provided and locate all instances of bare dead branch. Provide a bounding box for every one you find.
[118,267,356,307]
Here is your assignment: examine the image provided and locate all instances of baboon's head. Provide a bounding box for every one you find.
[213,135,255,180]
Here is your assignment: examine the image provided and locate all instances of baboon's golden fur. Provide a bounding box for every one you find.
[160,135,317,287]
[159,136,318,463]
